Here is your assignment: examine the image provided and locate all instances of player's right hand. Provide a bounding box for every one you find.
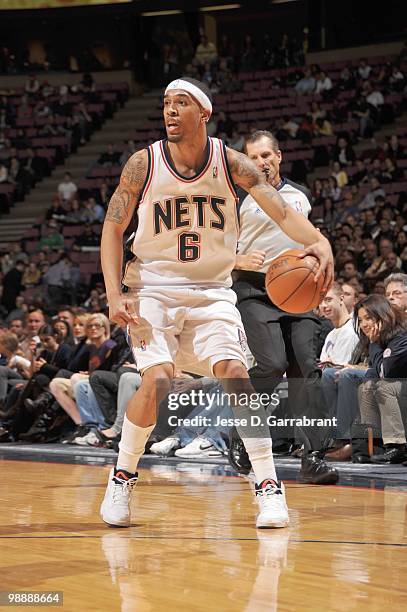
[236,250,266,271]
[107,293,140,328]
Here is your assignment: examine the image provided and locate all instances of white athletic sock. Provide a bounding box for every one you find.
[116,415,155,474]
[241,436,277,484]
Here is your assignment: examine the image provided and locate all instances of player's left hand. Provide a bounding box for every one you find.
[301,238,334,292]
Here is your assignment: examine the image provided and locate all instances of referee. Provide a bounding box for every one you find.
[231,130,338,485]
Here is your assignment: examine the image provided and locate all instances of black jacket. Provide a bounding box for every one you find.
[366,331,407,379]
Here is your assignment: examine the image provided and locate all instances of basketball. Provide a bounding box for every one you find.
[265,248,326,313]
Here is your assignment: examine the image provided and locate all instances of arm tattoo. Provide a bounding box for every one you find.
[227,147,288,209]
[227,148,263,190]
[105,150,148,224]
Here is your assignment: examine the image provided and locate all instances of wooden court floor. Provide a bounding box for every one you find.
[0,459,406,612]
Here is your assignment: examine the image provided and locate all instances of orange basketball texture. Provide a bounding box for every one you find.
[265,249,326,313]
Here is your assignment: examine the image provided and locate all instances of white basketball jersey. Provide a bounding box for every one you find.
[237,179,311,273]
[123,138,239,288]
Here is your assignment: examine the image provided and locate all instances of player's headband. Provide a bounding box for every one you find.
[165,79,212,115]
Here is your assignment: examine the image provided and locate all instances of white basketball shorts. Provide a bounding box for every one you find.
[126,286,248,376]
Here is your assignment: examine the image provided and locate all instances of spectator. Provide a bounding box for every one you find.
[8,318,26,341]
[380,158,403,183]
[5,296,28,324]
[0,332,30,406]
[282,116,299,139]
[98,144,120,166]
[315,70,333,96]
[45,198,67,223]
[48,313,115,433]
[365,81,384,110]
[314,116,333,137]
[331,161,348,188]
[57,307,75,329]
[319,283,359,367]
[355,295,407,464]
[194,35,217,67]
[57,172,77,203]
[19,309,46,356]
[341,283,359,313]
[294,68,315,94]
[359,178,386,210]
[65,199,83,224]
[333,137,356,166]
[73,102,92,144]
[385,273,407,311]
[43,254,75,307]
[22,262,41,288]
[72,225,100,251]
[37,222,64,252]
[351,159,369,185]
[80,198,105,224]
[24,74,40,96]
[1,261,25,312]
[357,59,372,80]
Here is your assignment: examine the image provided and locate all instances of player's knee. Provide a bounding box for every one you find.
[214,359,247,380]
[140,363,174,400]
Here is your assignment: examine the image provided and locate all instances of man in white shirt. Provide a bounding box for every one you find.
[340,283,358,313]
[57,172,77,203]
[319,283,359,366]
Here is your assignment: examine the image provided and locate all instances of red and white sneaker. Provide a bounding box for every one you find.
[255,478,289,529]
[100,468,138,527]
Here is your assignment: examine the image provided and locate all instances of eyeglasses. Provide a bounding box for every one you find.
[87,323,103,329]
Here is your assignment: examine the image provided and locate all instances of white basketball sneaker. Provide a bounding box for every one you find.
[255,478,289,529]
[174,436,222,458]
[149,436,180,456]
[100,468,138,527]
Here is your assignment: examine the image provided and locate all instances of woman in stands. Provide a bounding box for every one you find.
[48,313,116,442]
[352,294,407,464]
[53,318,74,346]
[0,324,73,441]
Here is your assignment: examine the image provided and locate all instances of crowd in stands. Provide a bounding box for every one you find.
[0,72,128,214]
[0,43,406,466]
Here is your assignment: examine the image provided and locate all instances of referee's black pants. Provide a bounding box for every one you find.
[234,273,329,451]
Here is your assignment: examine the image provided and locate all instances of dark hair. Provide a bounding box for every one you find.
[354,294,407,347]
[245,129,279,153]
[179,77,213,103]
[38,324,58,339]
[53,318,74,345]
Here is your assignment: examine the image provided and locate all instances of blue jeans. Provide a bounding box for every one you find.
[174,383,232,452]
[321,367,366,438]
[73,379,109,428]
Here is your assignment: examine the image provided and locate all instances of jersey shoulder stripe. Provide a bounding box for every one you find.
[219,140,238,200]
[139,145,153,205]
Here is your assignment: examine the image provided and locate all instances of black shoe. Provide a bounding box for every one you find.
[371,445,407,464]
[299,451,339,485]
[93,429,120,451]
[0,426,14,443]
[60,424,92,444]
[24,391,53,414]
[227,427,252,475]
[351,453,371,464]
[273,441,292,456]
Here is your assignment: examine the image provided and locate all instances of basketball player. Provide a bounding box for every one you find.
[230,130,338,485]
[99,78,334,528]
